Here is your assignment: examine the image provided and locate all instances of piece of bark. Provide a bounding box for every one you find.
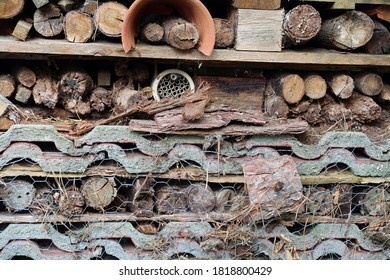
[326,74,354,99]
[264,95,289,119]
[155,185,187,214]
[128,178,155,217]
[58,0,76,11]
[32,70,59,109]
[365,21,390,55]
[15,85,32,104]
[0,0,24,19]
[55,187,85,217]
[80,0,98,15]
[13,66,36,88]
[113,88,146,113]
[90,87,112,112]
[33,3,64,38]
[353,72,383,97]
[304,74,327,100]
[0,180,36,212]
[272,73,305,104]
[81,177,117,210]
[283,5,321,46]
[135,223,160,235]
[94,1,127,37]
[213,18,235,48]
[360,187,390,216]
[215,189,236,212]
[182,98,209,121]
[303,102,322,125]
[140,22,164,44]
[162,17,199,50]
[345,93,381,123]
[332,183,352,218]
[305,186,332,216]
[186,183,216,214]
[378,83,390,103]
[12,19,33,41]
[32,0,48,9]
[316,11,374,51]
[0,74,16,98]
[64,11,95,43]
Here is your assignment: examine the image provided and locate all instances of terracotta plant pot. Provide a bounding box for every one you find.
[121,0,215,56]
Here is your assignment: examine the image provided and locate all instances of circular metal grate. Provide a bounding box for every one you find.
[151,69,195,101]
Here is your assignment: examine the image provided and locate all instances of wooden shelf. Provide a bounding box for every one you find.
[0,36,389,71]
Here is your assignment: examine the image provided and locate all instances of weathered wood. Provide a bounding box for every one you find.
[326,73,354,99]
[80,0,98,15]
[15,85,32,104]
[32,0,48,9]
[305,186,332,216]
[365,21,390,55]
[90,87,112,112]
[345,93,381,123]
[322,101,351,123]
[33,3,64,38]
[186,183,216,214]
[13,65,36,88]
[264,95,289,119]
[155,185,187,214]
[0,0,24,19]
[316,11,374,51]
[213,18,235,48]
[140,23,164,44]
[332,183,352,218]
[81,177,117,210]
[128,177,155,217]
[94,1,127,37]
[0,74,16,98]
[303,102,322,125]
[360,187,390,216]
[64,11,95,43]
[215,189,236,212]
[182,98,208,121]
[31,186,54,216]
[32,69,58,109]
[162,17,199,50]
[283,5,321,46]
[113,88,146,113]
[0,180,35,211]
[290,99,311,115]
[272,73,305,104]
[378,83,390,102]
[135,222,160,235]
[57,0,76,11]
[232,0,281,10]
[304,74,327,100]
[12,20,33,41]
[353,72,383,97]
[55,187,85,217]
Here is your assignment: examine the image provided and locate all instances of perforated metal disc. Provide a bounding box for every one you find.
[151,69,195,101]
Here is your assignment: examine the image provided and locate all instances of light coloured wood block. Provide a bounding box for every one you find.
[232,0,281,10]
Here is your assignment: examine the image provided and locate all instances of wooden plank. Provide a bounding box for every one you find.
[232,0,281,9]
[296,0,389,4]
[234,9,284,52]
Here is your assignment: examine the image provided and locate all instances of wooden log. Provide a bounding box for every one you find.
[344,93,381,123]
[305,186,332,216]
[264,95,289,119]
[58,0,76,12]
[283,5,321,46]
[33,3,64,38]
[365,21,390,55]
[213,18,235,48]
[162,17,199,50]
[186,183,216,214]
[113,88,146,113]
[322,102,351,123]
[90,87,112,112]
[303,102,322,125]
[81,177,117,210]
[0,74,16,98]
[0,180,35,212]
[326,74,354,99]
[316,11,374,51]
[32,0,48,9]
[80,0,98,15]
[0,0,24,19]
[94,1,127,37]
[64,11,95,43]
[128,178,155,217]
[360,187,390,216]
[140,23,164,44]
[155,185,187,214]
[304,74,327,100]
[13,66,36,88]
[353,72,383,97]
[32,69,58,109]
[15,85,32,104]
[378,83,390,103]
[332,183,352,218]
[272,73,305,104]
[232,0,281,10]
[12,19,33,41]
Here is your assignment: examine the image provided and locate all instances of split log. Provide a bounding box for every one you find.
[332,183,352,218]
[155,185,187,214]
[304,74,327,100]
[344,93,381,123]
[213,18,235,48]
[360,187,390,216]
[305,187,332,216]
[353,72,383,97]
[13,66,36,88]
[186,184,216,214]
[90,87,112,112]
[128,178,155,217]
[94,1,127,37]
[12,19,33,41]
[162,17,199,50]
[0,0,24,19]
[326,74,354,99]
[33,3,64,38]
[58,0,76,12]
[365,21,390,55]
[215,189,236,212]
[80,0,98,15]
[32,69,58,109]
[81,177,117,210]
[316,11,374,51]
[0,74,16,98]
[64,11,95,43]
[15,85,32,104]
[55,187,85,217]
[0,180,35,212]
[140,23,164,44]
[378,83,390,103]
[272,73,305,104]
[32,0,48,9]
[264,95,289,119]
[283,5,321,46]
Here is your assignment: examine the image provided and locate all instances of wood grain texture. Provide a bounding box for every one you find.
[232,0,281,9]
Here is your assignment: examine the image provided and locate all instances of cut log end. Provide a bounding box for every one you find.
[186,184,216,214]
[0,74,16,98]
[64,11,94,43]
[354,72,383,97]
[213,18,235,48]
[95,2,128,37]
[33,3,64,38]
[140,23,164,44]
[0,0,24,19]
[81,177,117,210]
[274,74,305,104]
[163,17,200,50]
[327,74,354,99]
[345,93,381,123]
[304,74,327,100]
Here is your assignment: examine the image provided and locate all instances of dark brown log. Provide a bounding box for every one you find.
[32,69,58,109]
[0,180,35,211]
[322,102,351,123]
[303,102,322,125]
[130,62,150,83]
[140,23,164,44]
[81,177,117,210]
[155,185,187,214]
[365,21,390,55]
[128,178,155,217]
[162,17,199,50]
[378,83,390,102]
[304,186,332,216]
[114,61,129,77]
[332,183,352,218]
[326,74,354,99]
[64,11,95,43]
[94,1,127,37]
[272,73,305,104]
[264,95,289,119]
[0,74,16,98]
[55,187,85,217]
[304,74,326,100]
[15,85,32,104]
[213,18,235,48]
[283,5,321,46]
[0,0,24,19]
[90,87,112,112]
[316,11,374,51]
[33,3,64,38]
[186,183,216,214]
[344,92,381,123]
[360,187,390,216]
[12,19,33,41]
[13,66,36,88]
[353,72,383,97]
